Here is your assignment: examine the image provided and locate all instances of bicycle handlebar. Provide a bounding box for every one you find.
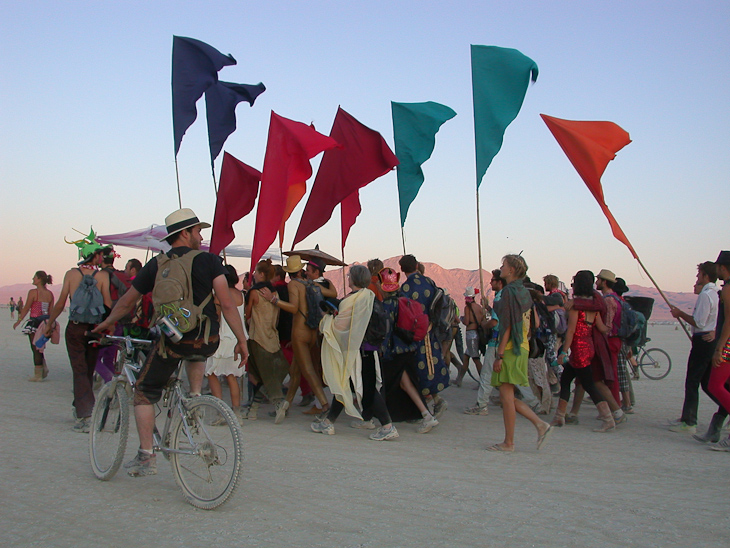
[85,331,153,347]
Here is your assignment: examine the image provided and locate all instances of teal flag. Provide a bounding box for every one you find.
[471,45,538,188]
[392,101,456,226]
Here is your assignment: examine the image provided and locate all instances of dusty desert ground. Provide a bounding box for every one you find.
[1,312,727,548]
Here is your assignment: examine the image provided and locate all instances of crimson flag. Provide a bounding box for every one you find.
[541,114,636,258]
[340,191,361,250]
[293,107,399,248]
[210,152,261,256]
[250,112,339,270]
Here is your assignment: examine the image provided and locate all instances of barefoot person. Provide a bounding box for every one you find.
[488,254,552,452]
[261,256,337,415]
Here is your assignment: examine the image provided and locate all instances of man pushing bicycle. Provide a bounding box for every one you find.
[95,208,248,477]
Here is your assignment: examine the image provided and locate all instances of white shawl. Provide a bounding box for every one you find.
[320,289,375,419]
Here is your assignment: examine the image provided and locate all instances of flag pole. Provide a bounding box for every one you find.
[633,256,691,341]
[211,164,227,264]
[174,157,183,209]
[400,226,407,255]
[341,248,347,299]
[475,184,485,298]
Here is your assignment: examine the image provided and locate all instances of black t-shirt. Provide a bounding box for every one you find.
[133,247,227,339]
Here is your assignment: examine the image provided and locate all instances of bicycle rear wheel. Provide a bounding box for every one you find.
[89,381,130,480]
[169,396,243,510]
[639,348,672,380]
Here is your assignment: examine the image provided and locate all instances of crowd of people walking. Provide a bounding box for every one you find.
[11,208,730,458]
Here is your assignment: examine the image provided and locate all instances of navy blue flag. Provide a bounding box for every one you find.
[172,36,237,155]
[205,81,266,166]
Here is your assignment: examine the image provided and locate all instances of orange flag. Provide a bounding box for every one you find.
[541,114,636,258]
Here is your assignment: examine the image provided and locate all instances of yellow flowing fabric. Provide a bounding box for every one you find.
[320,288,375,419]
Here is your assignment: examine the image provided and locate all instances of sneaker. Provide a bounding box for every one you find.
[432,397,448,419]
[369,426,399,441]
[667,418,683,426]
[708,436,730,452]
[416,415,439,434]
[72,417,90,433]
[622,405,635,414]
[241,403,259,421]
[350,419,377,429]
[464,405,489,416]
[614,412,628,426]
[274,400,289,425]
[125,450,158,477]
[668,421,696,434]
[311,418,335,435]
[564,414,579,425]
[298,394,315,407]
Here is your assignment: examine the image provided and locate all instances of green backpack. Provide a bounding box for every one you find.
[152,250,212,344]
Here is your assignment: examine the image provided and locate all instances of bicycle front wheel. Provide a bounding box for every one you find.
[89,381,130,480]
[169,396,243,510]
[639,348,672,380]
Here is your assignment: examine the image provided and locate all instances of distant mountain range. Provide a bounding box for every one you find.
[0,257,700,323]
[321,257,698,323]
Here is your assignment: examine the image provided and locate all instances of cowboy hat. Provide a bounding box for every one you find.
[596,269,616,283]
[160,208,211,241]
[283,255,305,273]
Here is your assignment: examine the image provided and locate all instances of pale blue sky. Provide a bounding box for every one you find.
[1,1,728,291]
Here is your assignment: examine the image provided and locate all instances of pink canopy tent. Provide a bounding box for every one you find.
[97,224,279,260]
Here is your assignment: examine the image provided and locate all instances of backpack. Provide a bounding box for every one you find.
[152,250,212,340]
[394,297,429,344]
[363,298,389,346]
[553,309,568,335]
[297,278,327,330]
[466,302,489,353]
[607,294,641,341]
[69,269,105,324]
[431,290,456,342]
[106,268,130,303]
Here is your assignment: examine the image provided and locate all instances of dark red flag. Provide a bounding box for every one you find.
[340,191,361,249]
[293,107,399,248]
[250,112,339,270]
[541,114,636,258]
[210,152,261,256]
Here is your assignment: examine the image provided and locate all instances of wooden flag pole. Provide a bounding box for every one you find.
[210,167,227,264]
[174,157,183,209]
[634,256,691,341]
[475,186,485,299]
[341,248,347,299]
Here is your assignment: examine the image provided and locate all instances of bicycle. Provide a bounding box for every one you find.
[629,340,672,380]
[88,333,244,509]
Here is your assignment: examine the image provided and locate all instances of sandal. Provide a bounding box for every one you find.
[536,424,553,450]
[486,443,514,452]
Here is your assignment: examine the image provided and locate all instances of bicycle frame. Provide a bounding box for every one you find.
[153,379,210,458]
